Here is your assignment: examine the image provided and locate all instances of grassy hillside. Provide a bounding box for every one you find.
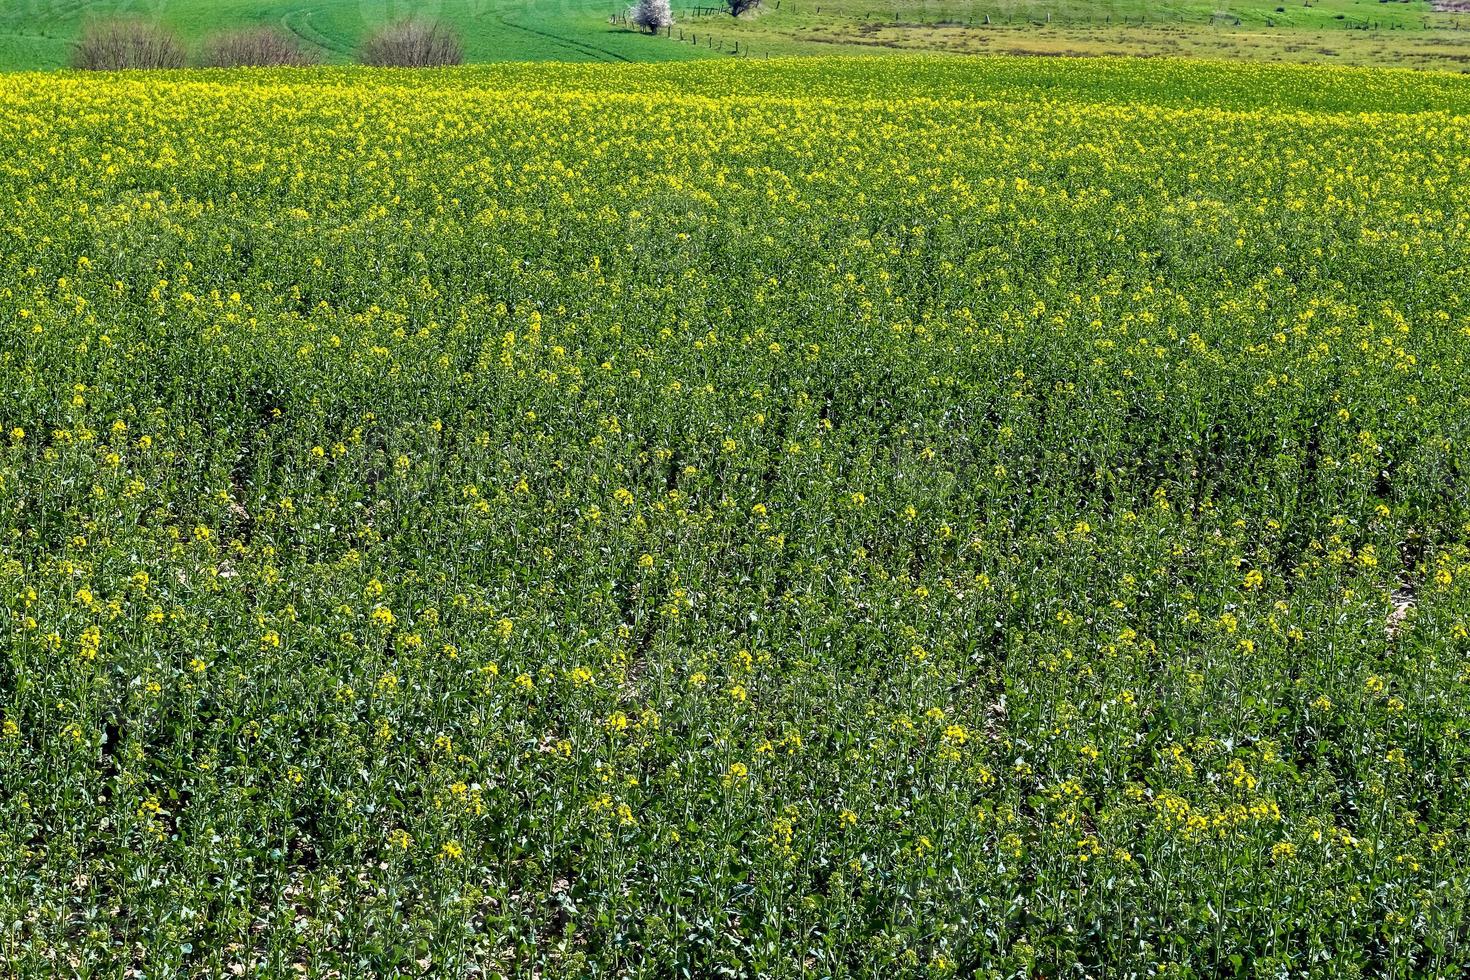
[697,0,1470,67]
[3,0,1470,68]
[2,57,1469,976]
[0,0,709,68]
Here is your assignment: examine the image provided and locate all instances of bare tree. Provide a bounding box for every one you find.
[200,27,319,67]
[629,0,674,33]
[358,21,464,67]
[72,20,186,70]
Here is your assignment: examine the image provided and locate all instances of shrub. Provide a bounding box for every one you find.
[71,20,186,71]
[357,20,463,67]
[200,26,319,68]
[630,0,674,33]
[724,0,760,15]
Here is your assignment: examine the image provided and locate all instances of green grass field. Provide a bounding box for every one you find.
[3,56,1470,975]
[0,0,707,67]
[692,0,1470,68]
[4,0,1470,68]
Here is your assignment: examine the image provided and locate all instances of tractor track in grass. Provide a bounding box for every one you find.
[492,13,633,62]
[280,5,631,64]
[281,8,354,58]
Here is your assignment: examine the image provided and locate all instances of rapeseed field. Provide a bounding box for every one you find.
[1,58,1468,976]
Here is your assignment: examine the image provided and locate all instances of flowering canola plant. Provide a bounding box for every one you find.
[1,57,1469,977]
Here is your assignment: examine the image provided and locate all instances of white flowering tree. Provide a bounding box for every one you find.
[629,0,673,33]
